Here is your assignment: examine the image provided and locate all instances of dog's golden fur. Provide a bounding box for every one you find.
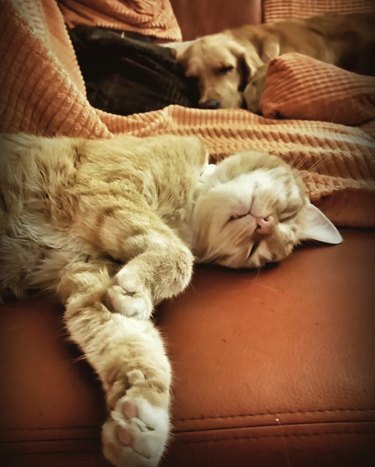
[176,12,375,111]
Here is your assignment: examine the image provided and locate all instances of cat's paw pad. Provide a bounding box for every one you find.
[107,269,152,319]
[107,285,152,320]
[102,397,169,467]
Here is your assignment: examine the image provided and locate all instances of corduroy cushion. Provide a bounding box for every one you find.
[260,53,375,125]
[58,0,182,41]
[264,0,375,22]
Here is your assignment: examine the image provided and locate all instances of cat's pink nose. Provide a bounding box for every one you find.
[255,215,275,235]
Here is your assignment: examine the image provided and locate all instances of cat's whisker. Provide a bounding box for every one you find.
[292,155,310,171]
[255,281,279,292]
[287,156,300,170]
[255,266,262,278]
[307,158,324,172]
[290,155,324,174]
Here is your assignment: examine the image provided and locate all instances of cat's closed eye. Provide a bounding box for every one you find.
[225,212,250,226]
[228,213,247,222]
[279,212,296,222]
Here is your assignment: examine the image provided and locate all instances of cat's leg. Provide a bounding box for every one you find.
[73,198,194,320]
[58,260,172,467]
[107,224,194,320]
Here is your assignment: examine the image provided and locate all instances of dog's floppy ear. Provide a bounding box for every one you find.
[238,52,253,91]
[243,65,267,113]
[167,41,193,60]
[261,36,280,63]
[228,42,259,91]
[228,40,266,91]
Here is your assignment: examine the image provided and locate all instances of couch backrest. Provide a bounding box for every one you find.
[170,0,375,40]
[170,0,262,40]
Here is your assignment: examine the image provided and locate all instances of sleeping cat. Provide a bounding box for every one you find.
[0,132,341,467]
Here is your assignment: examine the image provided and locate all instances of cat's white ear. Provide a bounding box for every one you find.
[299,202,343,244]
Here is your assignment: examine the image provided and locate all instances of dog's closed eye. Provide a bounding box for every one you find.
[216,65,234,75]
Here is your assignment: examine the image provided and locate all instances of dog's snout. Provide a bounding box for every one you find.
[199,99,220,109]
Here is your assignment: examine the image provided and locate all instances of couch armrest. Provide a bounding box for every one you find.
[170,0,262,40]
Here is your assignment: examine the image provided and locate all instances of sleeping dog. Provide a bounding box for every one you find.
[175,12,375,113]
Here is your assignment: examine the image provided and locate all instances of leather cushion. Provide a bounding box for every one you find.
[1,228,374,467]
[159,228,375,466]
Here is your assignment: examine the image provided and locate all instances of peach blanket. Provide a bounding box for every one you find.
[1,0,374,228]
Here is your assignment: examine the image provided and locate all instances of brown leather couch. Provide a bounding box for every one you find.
[1,1,375,466]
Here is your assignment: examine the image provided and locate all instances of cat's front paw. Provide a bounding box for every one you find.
[102,396,169,467]
[107,268,153,320]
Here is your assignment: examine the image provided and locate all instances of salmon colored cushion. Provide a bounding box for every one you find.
[260,53,375,125]
[264,0,375,23]
[58,0,182,41]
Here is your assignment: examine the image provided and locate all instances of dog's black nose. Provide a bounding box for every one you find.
[199,99,220,109]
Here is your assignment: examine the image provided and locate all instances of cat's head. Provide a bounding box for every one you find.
[192,151,342,268]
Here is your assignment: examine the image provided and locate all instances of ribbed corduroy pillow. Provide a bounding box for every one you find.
[260,53,375,125]
[264,0,375,23]
[58,0,182,41]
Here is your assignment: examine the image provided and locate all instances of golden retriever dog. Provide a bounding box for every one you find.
[175,12,375,112]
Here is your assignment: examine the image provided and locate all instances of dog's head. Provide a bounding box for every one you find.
[176,34,264,109]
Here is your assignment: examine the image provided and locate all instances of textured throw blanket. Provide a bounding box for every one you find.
[1,0,374,227]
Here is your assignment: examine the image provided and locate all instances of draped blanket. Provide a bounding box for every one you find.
[1,0,374,227]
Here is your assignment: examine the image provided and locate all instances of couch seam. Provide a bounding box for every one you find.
[2,409,374,432]
[178,429,375,445]
[174,408,375,423]
[0,427,99,432]
[0,436,98,445]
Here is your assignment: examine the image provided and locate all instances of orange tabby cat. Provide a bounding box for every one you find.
[0,132,341,467]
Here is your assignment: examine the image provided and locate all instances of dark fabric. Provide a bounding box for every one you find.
[69,26,199,116]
